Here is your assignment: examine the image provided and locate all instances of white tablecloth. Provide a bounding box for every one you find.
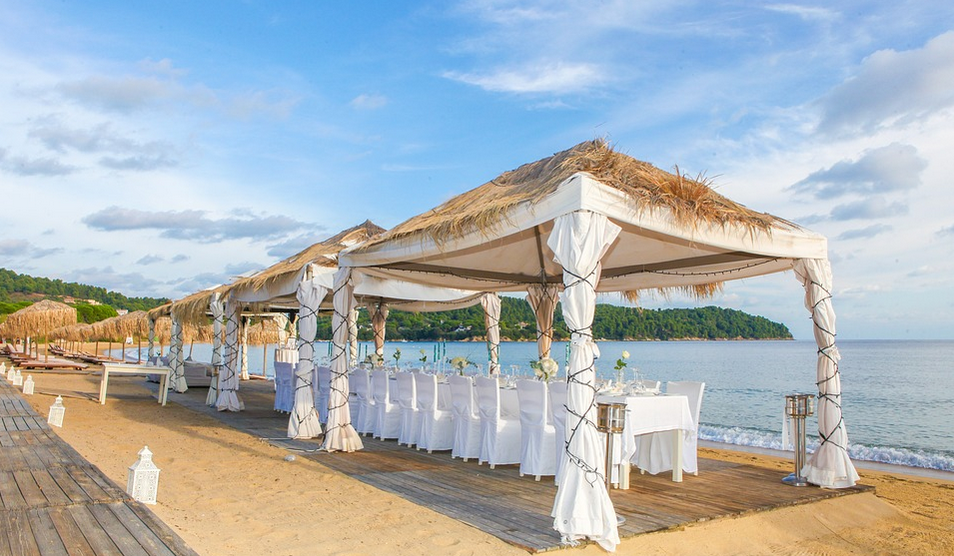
[596,393,694,484]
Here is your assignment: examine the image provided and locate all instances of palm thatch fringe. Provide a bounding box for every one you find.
[4,299,77,338]
[223,220,386,298]
[355,139,789,252]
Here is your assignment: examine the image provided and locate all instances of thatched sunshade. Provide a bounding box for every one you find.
[342,139,825,296]
[3,299,78,338]
[49,323,93,342]
[223,220,386,307]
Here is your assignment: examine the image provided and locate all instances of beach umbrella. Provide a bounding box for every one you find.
[4,300,78,359]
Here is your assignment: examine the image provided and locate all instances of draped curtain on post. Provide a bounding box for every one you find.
[348,308,359,367]
[168,317,187,393]
[216,298,245,412]
[147,315,157,362]
[323,267,363,452]
[289,271,325,439]
[371,302,389,358]
[527,284,560,360]
[480,293,501,375]
[207,293,226,406]
[240,316,250,380]
[793,258,859,488]
[549,211,621,552]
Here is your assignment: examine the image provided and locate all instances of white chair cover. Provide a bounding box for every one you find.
[448,375,481,461]
[474,376,522,468]
[395,372,420,446]
[315,366,332,424]
[273,362,294,413]
[371,370,401,440]
[351,368,376,435]
[516,379,557,480]
[634,381,705,475]
[548,380,569,485]
[415,373,454,452]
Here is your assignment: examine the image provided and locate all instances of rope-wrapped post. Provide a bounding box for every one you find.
[527,284,560,361]
[206,293,225,406]
[793,258,859,488]
[168,317,187,393]
[288,270,324,439]
[371,302,389,358]
[322,267,363,452]
[480,293,501,375]
[549,210,621,552]
[147,315,157,363]
[215,298,244,412]
[240,315,250,380]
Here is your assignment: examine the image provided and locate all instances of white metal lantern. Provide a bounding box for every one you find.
[48,395,66,427]
[12,370,22,387]
[127,446,161,505]
[6,367,14,381]
[23,375,35,395]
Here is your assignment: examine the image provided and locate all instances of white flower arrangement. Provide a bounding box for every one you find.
[370,353,385,368]
[449,356,473,375]
[530,357,558,382]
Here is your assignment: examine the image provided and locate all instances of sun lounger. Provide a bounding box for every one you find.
[19,358,88,370]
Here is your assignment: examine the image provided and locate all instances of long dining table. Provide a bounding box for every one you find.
[596,392,695,487]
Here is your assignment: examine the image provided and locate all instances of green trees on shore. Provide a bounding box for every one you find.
[316,297,792,342]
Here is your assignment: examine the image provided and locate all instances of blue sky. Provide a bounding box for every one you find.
[1,1,952,340]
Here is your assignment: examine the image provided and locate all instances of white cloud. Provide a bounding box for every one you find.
[350,94,389,110]
[1,155,77,176]
[136,254,164,265]
[444,61,604,94]
[816,31,954,135]
[763,4,837,22]
[836,223,893,241]
[790,143,927,199]
[55,75,173,113]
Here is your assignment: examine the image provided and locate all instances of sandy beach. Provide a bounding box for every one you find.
[16,364,954,556]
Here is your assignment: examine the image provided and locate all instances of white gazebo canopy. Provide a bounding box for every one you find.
[337,140,859,551]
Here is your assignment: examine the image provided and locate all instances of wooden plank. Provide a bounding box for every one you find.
[27,508,69,556]
[2,509,41,556]
[86,503,151,556]
[47,506,97,556]
[14,470,49,507]
[0,471,27,509]
[66,505,124,556]
[108,503,177,556]
[32,469,72,507]
[122,503,201,556]
[48,467,93,505]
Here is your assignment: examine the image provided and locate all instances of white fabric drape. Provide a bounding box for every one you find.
[168,317,187,393]
[289,273,325,439]
[208,293,225,406]
[216,298,244,412]
[323,267,363,452]
[240,316,249,380]
[480,293,501,375]
[794,258,859,488]
[371,302,389,358]
[548,211,621,552]
[147,316,157,362]
[348,308,359,367]
[527,284,560,360]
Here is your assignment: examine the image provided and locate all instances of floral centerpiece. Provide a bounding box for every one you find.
[392,348,401,367]
[449,356,472,375]
[419,349,427,364]
[530,357,558,382]
[614,350,630,385]
[369,353,385,368]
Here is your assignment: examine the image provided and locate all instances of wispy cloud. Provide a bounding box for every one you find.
[265,233,330,258]
[136,254,164,265]
[829,197,908,221]
[790,143,927,199]
[937,224,954,238]
[59,267,166,298]
[82,207,315,243]
[0,239,63,259]
[350,94,389,110]
[0,155,77,176]
[56,75,173,113]
[836,223,893,240]
[815,31,954,135]
[444,61,604,94]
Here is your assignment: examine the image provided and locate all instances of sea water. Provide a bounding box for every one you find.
[133,339,954,472]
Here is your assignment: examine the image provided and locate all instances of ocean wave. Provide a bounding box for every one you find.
[699,425,954,472]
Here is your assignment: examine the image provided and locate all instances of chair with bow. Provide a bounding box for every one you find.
[516,379,556,480]
[371,370,402,440]
[395,372,420,447]
[474,376,522,469]
[351,367,376,436]
[448,375,481,461]
[414,372,454,452]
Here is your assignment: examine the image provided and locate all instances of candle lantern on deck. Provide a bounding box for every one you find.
[596,402,627,489]
[48,395,66,427]
[23,375,35,395]
[6,367,14,381]
[12,370,23,387]
[127,446,161,505]
[782,393,815,487]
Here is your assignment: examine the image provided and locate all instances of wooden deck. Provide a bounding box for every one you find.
[172,380,873,553]
[0,376,199,556]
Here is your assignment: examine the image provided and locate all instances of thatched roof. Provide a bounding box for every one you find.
[170,288,224,327]
[3,299,78,337]
[224,220,386,298]
[49,323,93,342]
[243,318,285,345]
[355,140,786,252]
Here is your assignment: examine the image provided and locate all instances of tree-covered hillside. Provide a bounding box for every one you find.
[0,268,167,317]
[316,297,792,341]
